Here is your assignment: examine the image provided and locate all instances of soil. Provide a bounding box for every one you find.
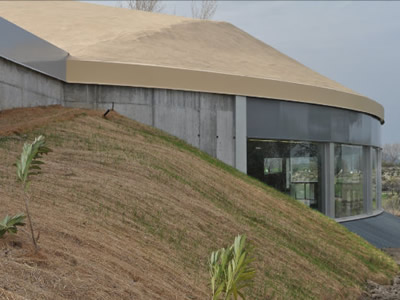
[361,249,400,300]
[0,105,97,136]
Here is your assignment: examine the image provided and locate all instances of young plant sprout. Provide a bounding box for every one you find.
[15,135,51,251]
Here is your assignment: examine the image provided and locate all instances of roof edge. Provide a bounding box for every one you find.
[66,58,384,123]
[0,17,68,81]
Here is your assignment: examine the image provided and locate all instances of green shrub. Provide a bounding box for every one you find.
[0,213,26,238]
[209,235,256,300]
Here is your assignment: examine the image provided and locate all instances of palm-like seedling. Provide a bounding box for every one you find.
[15,135,51,251]
[210,235,256,300]
[0,213,26,238]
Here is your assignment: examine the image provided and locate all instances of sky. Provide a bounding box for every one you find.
[86,1,400,144]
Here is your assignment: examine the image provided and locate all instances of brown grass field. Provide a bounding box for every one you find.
[0,106,397,299]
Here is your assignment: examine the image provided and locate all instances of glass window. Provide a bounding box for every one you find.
[372,148,378,210]
[247,140,322,211]
[334,145,364,218]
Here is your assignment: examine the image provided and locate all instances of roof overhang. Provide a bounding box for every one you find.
[67,57,385,123]
[0,17,67,81]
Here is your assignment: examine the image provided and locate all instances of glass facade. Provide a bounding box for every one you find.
[247,140,382,218]
[247,140,322,210]
[334,145,364,218]
[246,97,382,219]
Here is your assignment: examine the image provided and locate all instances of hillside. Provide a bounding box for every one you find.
[0,106,397,300]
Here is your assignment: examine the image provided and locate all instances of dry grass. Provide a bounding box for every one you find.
[0,106,397,299]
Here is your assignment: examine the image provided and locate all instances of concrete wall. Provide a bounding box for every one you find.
[0,56,63,110]
[64,84,236,166]
[0,57,238,168]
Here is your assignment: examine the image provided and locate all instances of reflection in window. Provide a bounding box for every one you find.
[247,140,322,211]
[264,158,282,175]
[334,145,363,218]
[372,148,378,210]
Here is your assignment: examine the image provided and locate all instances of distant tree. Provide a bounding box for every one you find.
[191,0,218,20]
[382,177,390,192]
[117,0,164,13]
[383,175,400,196]
[394,179,400,196]
[383,143,400,166]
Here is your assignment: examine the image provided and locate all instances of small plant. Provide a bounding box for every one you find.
[0,213,26,238]
[209,235,256,300]
[15,135,51,251]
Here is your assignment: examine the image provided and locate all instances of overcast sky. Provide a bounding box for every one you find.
[87,1,400,144]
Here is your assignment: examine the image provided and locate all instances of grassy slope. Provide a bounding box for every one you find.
[0,106,397,300]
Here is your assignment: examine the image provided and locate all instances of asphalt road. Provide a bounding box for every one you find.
[342,212,400,249]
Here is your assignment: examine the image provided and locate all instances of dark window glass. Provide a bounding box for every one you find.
[247,139,322,211]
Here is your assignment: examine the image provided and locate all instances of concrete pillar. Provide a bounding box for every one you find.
[377,149,383,210]
[321,143,335,218]
[235,96,247,173]
[363,146,372,214]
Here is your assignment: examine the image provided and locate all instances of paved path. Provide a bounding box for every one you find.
[341,212,400,248]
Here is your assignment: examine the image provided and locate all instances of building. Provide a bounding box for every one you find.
[0,1,383,221]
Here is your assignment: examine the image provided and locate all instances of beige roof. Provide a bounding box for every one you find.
[0,1,384,121]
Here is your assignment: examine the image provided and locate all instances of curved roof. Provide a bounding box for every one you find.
[0,1,384,122]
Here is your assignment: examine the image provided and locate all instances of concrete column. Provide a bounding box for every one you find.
[235,96,247,173]
[321,143,335,218]
[377,148,383,209]
[363,146,372,214]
